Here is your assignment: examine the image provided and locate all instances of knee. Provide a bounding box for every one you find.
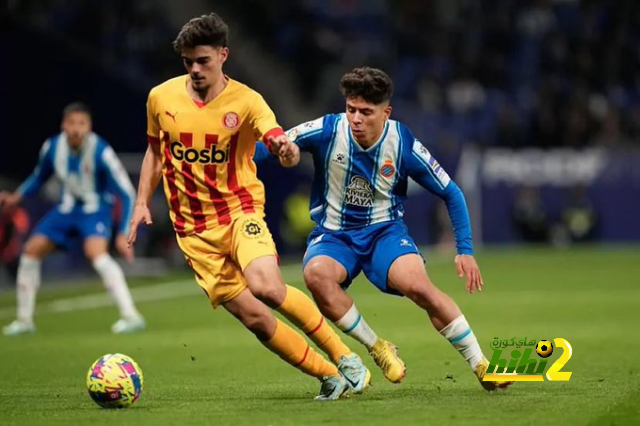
[252,285,284,308]
[397,280,441,310]
[246,269,285,308]
[85,247,107,263]
[23,241,46,259]
[303,263,337,298]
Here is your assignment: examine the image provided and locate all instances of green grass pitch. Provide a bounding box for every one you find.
[0,246,639,425]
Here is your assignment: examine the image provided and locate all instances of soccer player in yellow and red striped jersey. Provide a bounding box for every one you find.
[126,13,370,400]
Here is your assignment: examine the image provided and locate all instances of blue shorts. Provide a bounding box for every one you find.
[32,208,113,250]
[302,221,421,295]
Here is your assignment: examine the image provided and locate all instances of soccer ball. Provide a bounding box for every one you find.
[86,353,143,408]
[536,340,554,358]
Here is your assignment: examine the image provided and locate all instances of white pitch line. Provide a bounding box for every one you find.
[0,264,308,320]
[0,279,198,319]
[0,258,438,320]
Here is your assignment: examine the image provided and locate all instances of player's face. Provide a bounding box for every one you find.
[346,96,392,145]
[182,45,228,93]
[62,111,92,149]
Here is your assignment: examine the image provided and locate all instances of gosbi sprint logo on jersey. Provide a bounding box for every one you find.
[483,337,573,382]
[170,141,230,164]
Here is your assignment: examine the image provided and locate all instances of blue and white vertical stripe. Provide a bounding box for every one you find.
[17,132,135,234]
[320,115,403,230]
[254,112,472,253]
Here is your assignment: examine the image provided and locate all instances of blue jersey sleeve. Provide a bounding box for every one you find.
[404,136,473,254]
[17,139,55,198]
[285,116,325,152]
[100,145,135,235]
[254,116,327,164]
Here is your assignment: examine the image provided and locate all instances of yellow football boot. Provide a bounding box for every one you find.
[474,357,516,391]
[369,339,406,383]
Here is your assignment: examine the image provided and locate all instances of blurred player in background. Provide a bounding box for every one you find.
[256,67,515,391]
[0,102,145,336]
[127,13,369,401]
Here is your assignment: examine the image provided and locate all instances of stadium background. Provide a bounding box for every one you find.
[1,2,640,425]
[1,0,638,278]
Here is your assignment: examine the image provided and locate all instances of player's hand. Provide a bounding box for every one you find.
[115,234,134,264]
[127,203,153,247]
[455,254,484,294]
[267,134,291,157]
[278,141,300,167]
[0,191,21,209]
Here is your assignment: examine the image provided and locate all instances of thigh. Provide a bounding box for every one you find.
[231,215,278,271]
[361,222,421,295]
[387,253,434,296]
[302,227,361,289]
[31,209,75,248]
[176,233,247,308]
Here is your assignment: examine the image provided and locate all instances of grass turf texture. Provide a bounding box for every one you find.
[0,246,638,425]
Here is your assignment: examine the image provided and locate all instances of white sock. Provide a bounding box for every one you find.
[439,315,484,370]
[92,254,139,319]
[16,255,41,323]
[335,303,378,349]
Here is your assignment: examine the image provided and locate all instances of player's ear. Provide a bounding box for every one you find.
[384,105,392,119]
[219,46,229,64]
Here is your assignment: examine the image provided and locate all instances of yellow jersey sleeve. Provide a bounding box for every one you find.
[248,92,284,144]
[146,88,161,145]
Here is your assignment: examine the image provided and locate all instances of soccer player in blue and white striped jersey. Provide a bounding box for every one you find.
[0,102,145,335]
[257,67,514,391]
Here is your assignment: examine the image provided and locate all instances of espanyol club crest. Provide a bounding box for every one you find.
[379,160,395,178]
[222,112,240,130]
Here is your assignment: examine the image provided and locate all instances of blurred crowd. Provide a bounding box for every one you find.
[241,0,640,152]
[6,0,177,84]
[2,0,638,274]
[8,0,640,152]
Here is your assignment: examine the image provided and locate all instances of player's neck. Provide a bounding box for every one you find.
[188,75,228,104]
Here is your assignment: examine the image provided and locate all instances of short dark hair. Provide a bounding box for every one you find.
[173,13,229,53]
[339,67,394,105]
[62,102,91,119]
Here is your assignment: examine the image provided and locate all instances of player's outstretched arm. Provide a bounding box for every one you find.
[405,137,481,293]
[101,145,137,262]
[127,143,162,247]
[7,139,55,207]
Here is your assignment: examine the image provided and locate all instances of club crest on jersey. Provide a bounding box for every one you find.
[222,112,240,130]
[344,176,374,207]
[379,160,395,178]
[242,218,263,239]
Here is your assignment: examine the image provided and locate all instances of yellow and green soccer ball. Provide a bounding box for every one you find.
[536,340,554,358]
[86,353,143,408]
